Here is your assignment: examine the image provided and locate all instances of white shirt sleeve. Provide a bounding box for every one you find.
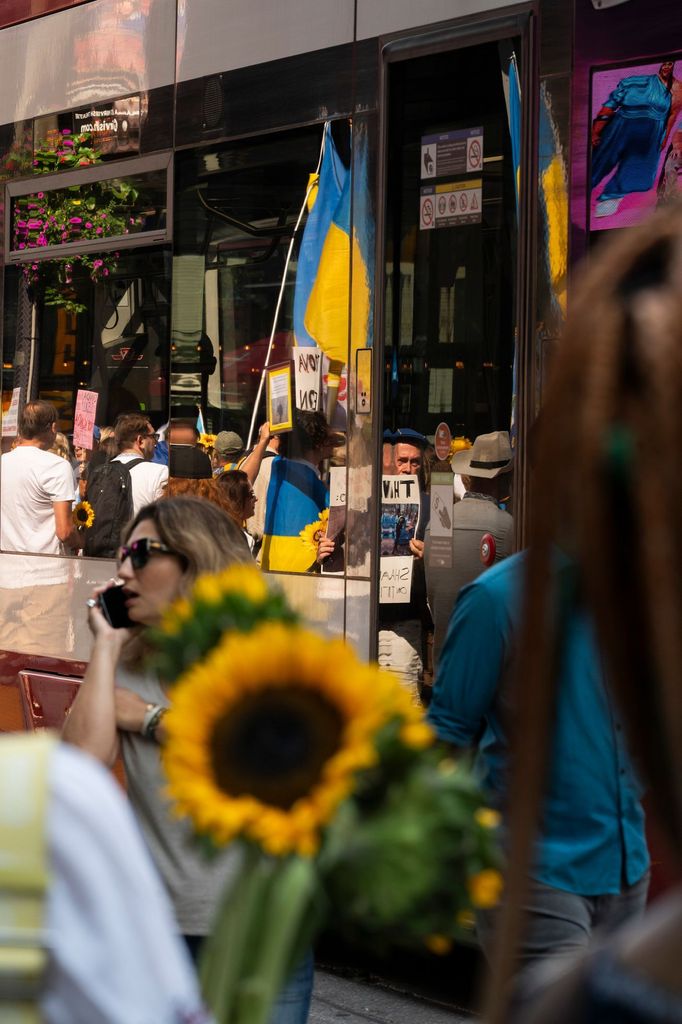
[43,744,212,1024]
[45,456,78,504]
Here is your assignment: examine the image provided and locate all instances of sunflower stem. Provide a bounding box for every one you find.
[231,855,318,1024]
[200,843,270,1023]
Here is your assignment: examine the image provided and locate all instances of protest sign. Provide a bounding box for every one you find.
[379,474,421,603]
[1,387,21,438]
[293,348,322,412]
[73,389,99,450]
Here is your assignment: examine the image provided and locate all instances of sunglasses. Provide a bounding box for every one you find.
[117,538,177,571]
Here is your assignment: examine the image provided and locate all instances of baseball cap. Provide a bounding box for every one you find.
[214,430,244,458]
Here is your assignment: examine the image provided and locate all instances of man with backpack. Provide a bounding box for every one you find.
[84,413,167,558]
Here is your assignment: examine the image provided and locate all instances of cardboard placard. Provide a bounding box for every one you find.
[73,389,99,450]
[293,347,322,412]
[379,474,421,604]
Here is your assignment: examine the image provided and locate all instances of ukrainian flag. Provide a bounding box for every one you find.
[294,123,373,369]
[261,457,329,572]
[294,123,348,349]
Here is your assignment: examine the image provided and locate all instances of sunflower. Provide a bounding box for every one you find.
[197,432,217,451]
[299,508,330,554]
[449,436,472,457]
[163,620,426,857]
[73,500,95,528]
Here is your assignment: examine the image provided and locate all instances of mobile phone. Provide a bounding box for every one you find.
[98,584,134,629]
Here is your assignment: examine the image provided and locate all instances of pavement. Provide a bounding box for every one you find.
[309,970,474,1024]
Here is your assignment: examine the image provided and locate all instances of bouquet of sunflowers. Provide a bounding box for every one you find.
[150,566,502,1024]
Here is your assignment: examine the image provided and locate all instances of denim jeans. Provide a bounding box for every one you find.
[268,950,314,1024]
[476,871,650,968]
[183,938,313,1024]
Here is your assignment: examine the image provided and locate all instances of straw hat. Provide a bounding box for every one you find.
[449,430,513,478]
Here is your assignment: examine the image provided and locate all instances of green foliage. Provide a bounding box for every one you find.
[13,129,143,314]
[319,746,502,952]
[147,588,299,685]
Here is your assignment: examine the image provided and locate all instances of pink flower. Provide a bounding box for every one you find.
[69,217,82,224]
[85,221,93,228]
[93,259,103,268]
[37,192,44,199]
[61,129,71,135]
[95,227,103,235]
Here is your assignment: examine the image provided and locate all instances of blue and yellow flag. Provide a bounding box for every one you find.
[294,124,373,370]
[261,457,329,573]
[294,123,348,349]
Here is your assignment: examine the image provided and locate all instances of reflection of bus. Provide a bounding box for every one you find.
[0,0,557,734]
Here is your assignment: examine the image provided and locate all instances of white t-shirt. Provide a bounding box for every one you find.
[112,453,168,516]
[43,743,211,1024]
[0,446,74,555]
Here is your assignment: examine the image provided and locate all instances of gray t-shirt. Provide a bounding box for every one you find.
[117,665,241,936]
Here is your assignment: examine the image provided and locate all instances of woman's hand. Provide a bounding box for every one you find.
[87,582,130,649]
[317,535,336,564]
[114,687,148,733]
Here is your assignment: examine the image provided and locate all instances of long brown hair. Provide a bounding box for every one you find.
[487,203,682,1021]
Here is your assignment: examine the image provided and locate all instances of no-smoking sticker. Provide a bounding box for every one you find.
[420,194,435,230]
[467,136,483,171]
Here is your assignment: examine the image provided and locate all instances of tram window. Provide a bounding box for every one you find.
[1,247,171,551]
[6,156,170,263]
[380,40,518,692]
[173,125,352,574]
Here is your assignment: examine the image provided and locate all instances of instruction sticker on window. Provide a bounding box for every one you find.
[420,180,482,230]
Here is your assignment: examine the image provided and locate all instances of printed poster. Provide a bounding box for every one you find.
[590,57,682,231]
[266,362,293,433]
[379,474,421,604]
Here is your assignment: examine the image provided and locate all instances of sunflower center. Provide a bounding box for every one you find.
[209,687,344,809]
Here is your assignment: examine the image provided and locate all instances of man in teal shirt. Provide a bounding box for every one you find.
[428,551,649,966]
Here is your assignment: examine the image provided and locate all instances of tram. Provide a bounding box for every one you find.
[0,0,678,752]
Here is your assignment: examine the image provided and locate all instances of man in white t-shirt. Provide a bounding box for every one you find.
[0,400,79,555]
[111,412,168,516]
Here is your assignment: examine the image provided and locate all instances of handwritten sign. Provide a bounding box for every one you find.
[379,474,421,603]
[73,389,99,450]
[379,556,413,603]
[1,387,21,437]
[294,348,322,412]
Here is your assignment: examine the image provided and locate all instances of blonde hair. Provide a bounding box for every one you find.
[50,432,71,460]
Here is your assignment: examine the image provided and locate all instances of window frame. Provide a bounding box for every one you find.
[4,150,173,264]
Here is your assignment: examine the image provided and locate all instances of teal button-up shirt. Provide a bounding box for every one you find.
[428,551,649,895]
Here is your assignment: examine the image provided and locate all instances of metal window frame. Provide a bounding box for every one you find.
[4,150,173,264]
[369,3,539,653]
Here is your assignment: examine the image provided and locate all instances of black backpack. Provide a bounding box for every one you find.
[83,458,144,558]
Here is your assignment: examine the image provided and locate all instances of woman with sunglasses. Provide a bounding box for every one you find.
[63,498,253,952]
[63,498,314,1024]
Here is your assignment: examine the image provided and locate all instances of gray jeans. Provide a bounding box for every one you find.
[477,871,650,968]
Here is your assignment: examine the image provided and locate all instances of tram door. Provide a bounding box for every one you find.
[379,38,519,694]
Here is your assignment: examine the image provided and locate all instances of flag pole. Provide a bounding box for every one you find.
[246,127,328,450]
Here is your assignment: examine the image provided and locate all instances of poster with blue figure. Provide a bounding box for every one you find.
[590,57,682,231]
